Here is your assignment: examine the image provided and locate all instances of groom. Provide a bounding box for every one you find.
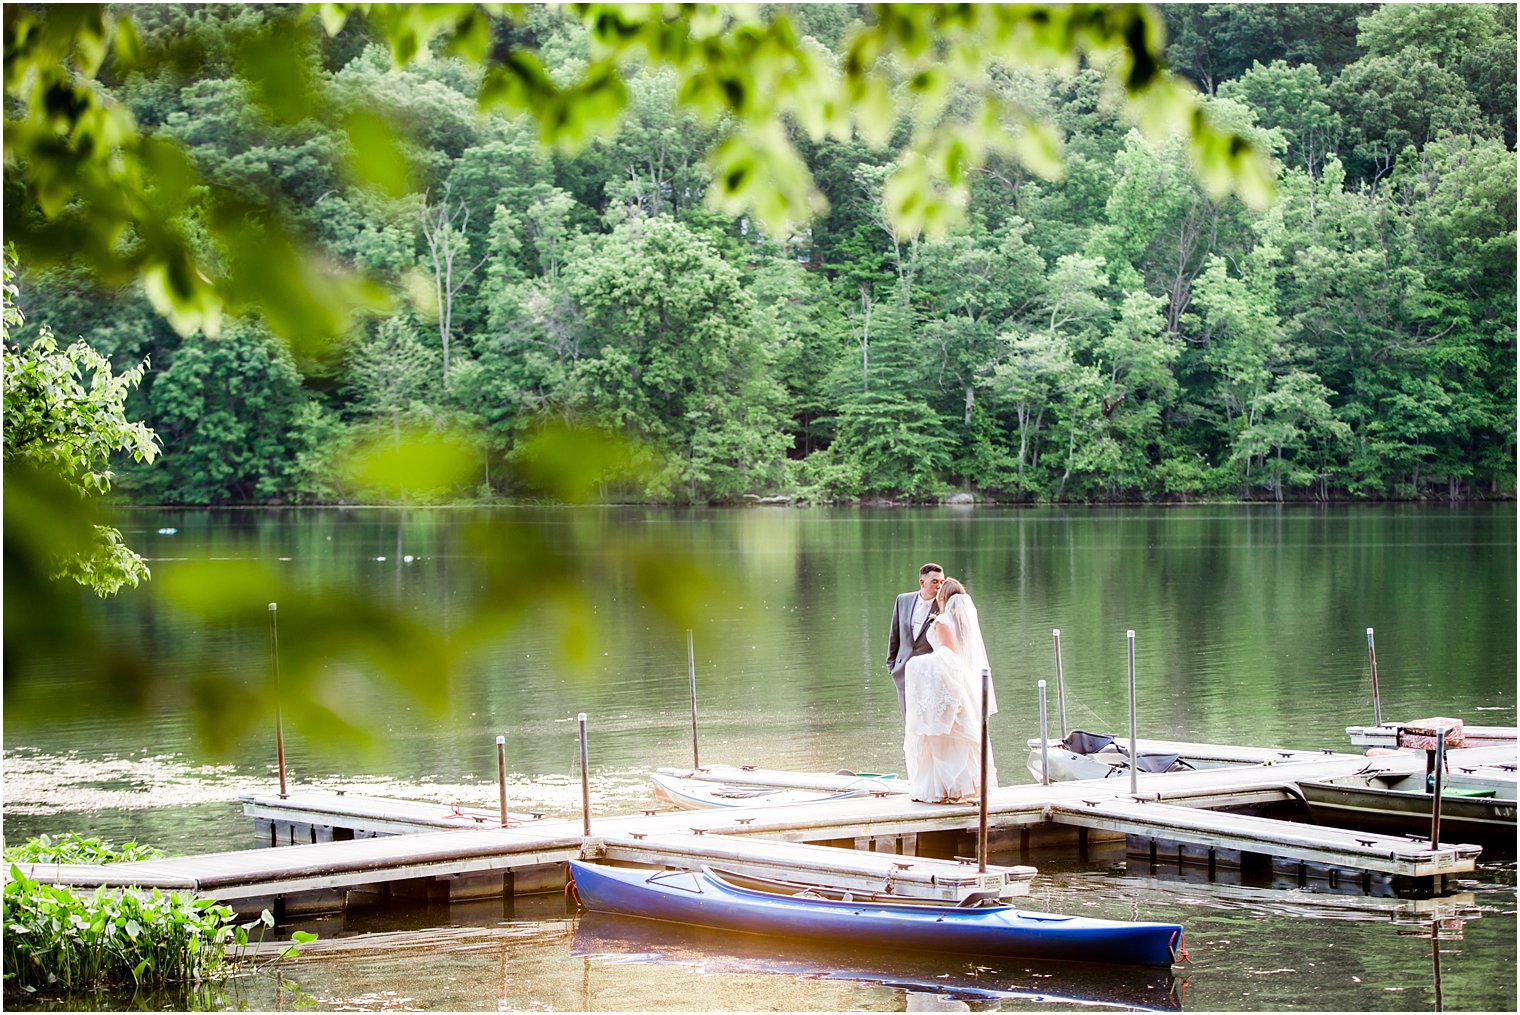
[886,562,945,715]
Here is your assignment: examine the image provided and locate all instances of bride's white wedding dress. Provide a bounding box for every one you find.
[903,595,998,803]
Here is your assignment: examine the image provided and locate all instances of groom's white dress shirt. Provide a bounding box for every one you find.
[911,594,931,635]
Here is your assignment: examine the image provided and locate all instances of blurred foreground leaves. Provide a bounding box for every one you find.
[4,250,731,754]
[4,393,736,757]
[5,471,738,760]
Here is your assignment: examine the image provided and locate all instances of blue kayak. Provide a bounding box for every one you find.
[568,861,1186,968]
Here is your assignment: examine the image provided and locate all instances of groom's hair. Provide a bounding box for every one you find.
[919,562,943,578]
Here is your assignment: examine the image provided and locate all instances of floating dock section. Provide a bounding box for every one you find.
[13,827,583,916]
[1346,721,1517,750]
[11,744,1508,917]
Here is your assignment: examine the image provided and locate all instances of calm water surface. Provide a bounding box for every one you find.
[4,505,1515,1011]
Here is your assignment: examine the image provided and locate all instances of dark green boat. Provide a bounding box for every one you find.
[1297,763,1516,849]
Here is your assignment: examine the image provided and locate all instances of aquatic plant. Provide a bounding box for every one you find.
[2,836,314,998]
[3,833,165,866]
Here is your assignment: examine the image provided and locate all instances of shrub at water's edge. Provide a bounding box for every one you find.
[2,836,315,998]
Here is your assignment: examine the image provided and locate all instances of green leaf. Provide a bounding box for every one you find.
[1010,119,1066,181]
[110,15,143,70]
[314,3,355,37]
[156,560,282,622]
[511,421,648,503]
[342,110,412,198]
[443,9,492,63]
[552,62,630,153]
[341,425,480,499]
[140,253,223,339]
[236,21,317,123]
[478,49,557,113]
[705,124,828,237]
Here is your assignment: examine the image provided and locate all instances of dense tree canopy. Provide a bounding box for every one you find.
[6,2,1515,507]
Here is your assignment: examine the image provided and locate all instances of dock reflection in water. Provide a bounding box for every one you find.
[570,912,1187,1011]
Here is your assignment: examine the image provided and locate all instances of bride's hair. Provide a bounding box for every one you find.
[937,577,967,608]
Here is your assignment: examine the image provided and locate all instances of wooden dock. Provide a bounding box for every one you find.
[12,745,1508,916]
[1347,720,1517,750]
[13,827,583,909]
[239,789,541,842]
[11,811,1033,916]
[1049,798,1479,877]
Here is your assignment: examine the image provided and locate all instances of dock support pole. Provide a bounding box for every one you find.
[1052,629,1067,739]
[1127,629,1138,797]
[1037,679,1050,786]
[1366,628,1383,728]
[1429,730,1447,849]
[497,735,508,827]
[578,712,591,836]
[978,667,991,874]
[687,629,700,769]
[268,602,287,799]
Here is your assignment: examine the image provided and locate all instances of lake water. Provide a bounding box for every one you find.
[3,504,1516,1011]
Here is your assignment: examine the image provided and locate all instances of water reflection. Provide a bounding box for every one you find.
[1393,906,1486,1014]
[5,871,1509,1011]
[570,912,1188,1011]
[11,505,1517,787]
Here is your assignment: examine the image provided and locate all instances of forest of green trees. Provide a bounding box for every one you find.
[10,3,1517,505]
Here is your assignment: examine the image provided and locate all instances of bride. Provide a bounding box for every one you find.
[903,578,998,803]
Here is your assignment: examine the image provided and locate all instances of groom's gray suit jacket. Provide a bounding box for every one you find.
[887,591,938,715]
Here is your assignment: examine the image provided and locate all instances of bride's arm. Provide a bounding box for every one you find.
[933,616,959,654]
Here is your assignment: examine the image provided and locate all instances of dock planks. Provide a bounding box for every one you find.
[13,744,1507,910]
[240,790,521,836]
[15,827,583,902]
[1050,798,1479,877]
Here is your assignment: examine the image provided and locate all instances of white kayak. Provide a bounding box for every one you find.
[651,765,905,810]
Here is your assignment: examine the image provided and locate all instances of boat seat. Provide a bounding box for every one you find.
[1130,752,1186,774]
[1062,730,1117,756]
